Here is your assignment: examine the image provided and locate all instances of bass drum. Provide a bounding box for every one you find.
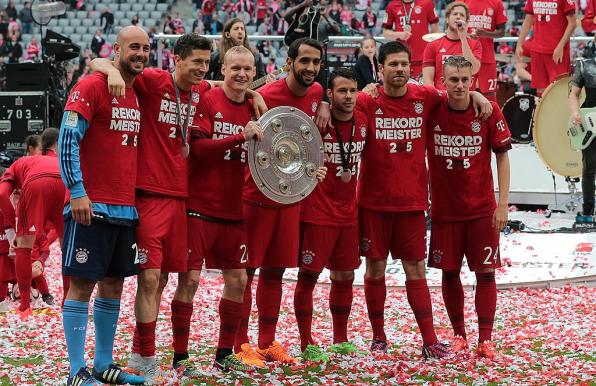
[533,75,584,178]
[502,94,537,143]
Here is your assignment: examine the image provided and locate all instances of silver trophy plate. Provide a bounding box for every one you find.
[248,106,324,204]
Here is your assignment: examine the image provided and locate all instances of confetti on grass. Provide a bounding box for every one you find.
[0,246,594,385]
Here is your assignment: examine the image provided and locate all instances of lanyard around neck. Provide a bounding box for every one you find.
[171,71,192,148]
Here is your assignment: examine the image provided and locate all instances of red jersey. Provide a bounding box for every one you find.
[187,88,252,221]
[243,78,324,207]
[524,0,575,54]
[0,211,9,255]
[1,153,60,190]
[64,73,140,206]
[463,0,507,64]
[522,37,533,73]
[356,84,445,212]
[422,36,483,90]
[134,68,211,198]
[427,100,511,221]
[301,111,368,226]
[382,0,439,63]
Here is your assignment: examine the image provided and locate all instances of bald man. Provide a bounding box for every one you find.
[59,26,148,385]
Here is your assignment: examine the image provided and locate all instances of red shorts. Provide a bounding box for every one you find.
[187,214,247,270]
[359,207,427,261]
[243,203,300,269]
[136,194,188,272]
[16,177,65,238]
[299,223,360,273]
[530,50,571,90]
[477,63,498,96]
[0,254,15,283]
[428,216,501,271]
[410,61,423,80]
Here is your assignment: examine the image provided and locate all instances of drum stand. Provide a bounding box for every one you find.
[546,177,582,216]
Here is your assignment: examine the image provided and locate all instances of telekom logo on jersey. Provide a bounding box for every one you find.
[433,134,483,157]
[110,107,140,133]
[157,98,197,125]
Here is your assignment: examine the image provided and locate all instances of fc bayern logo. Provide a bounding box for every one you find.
[138,248,149,265]
[471,120,481,133]
[192,92,200,103]
[432,250,443,264]
[75,248,90,264]
[415,6,422,13]
[301,250,314,265]
[360,125,367,137]
[488,8,494,15]
[311,101,318,113]
[414,102,424,114]
[360,238,371,253]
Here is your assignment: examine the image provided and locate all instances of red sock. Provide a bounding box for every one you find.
[62,276,70,309]
[442,270,466,338]
[364,276,387,342]
[0,281,7,301]
[33,274,49,295]
[171,300,193,354]
[218,298,242,349]
[330,277,353,344]
[405,278,438,346]
[294,271,318,351]
[14,247,33,311]
[132,327,140,354]
[475,272,497,343]
[234,271,254,352]
[256,269,283,349]
[137,320,157,357]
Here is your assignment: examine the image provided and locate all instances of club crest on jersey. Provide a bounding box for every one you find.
[301,250,315,265]
[311,101,318,113]
[360,124,367,138]
[471,120,481,133]
[192,92,200,103]
[432,250,443,264]
[415,6,422,14]
[360,237,371,253]
[138,248,149,265]
[75,248,90,264]
[414,102,424,114]
[487,8,494,15]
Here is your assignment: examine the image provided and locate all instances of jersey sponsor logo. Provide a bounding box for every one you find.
[70,91,80,102]
[432,249,443,264]
[471,120,481,133]
[433,133,483,157]
[414,101,424,114]
[65,111,78,127]
[375,108,383,115]
[75,248,90,264]
[360,237,371,253]
[301,249,315,265]
[324,132,333,140]
[496,119,506,132]
[112,97,118,105]
[215,111,223,119]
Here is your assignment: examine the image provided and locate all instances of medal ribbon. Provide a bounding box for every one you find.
[402,0,415,28]
[171,71,192,149]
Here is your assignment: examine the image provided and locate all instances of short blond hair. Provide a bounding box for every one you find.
[223,45,254,65]
[445,2,470,21]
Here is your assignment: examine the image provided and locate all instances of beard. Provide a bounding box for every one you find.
[121,55,145,76]
[294,69,317,88]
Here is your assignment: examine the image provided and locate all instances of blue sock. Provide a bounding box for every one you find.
[63,299,89,378]
[93,297,121,372]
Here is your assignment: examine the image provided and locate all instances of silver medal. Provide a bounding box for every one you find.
[340,169,352,183]
[403,24,412,32]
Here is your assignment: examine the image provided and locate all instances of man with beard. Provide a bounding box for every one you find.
[59,26,148,385]
[357,41,492,358]
[294,68,368,362]
[422,2,482,90]
[238,37,327,364]
[188,45,265,371]
[427,55,511,360]
[92,34,267,382]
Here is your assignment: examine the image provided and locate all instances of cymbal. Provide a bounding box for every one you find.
[422,32,446,42]
[495,53,531,64]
